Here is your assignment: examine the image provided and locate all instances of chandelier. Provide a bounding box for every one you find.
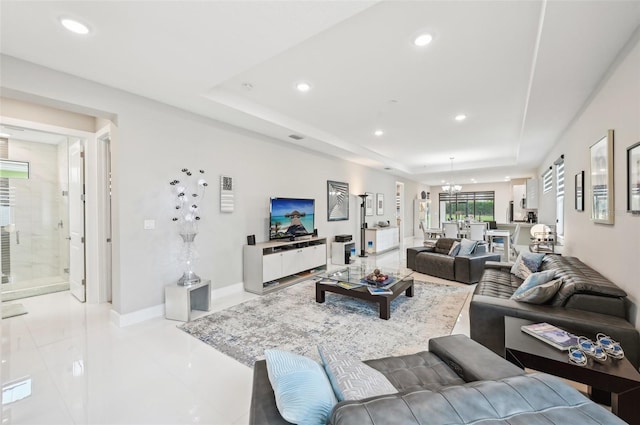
[442,157,462,195]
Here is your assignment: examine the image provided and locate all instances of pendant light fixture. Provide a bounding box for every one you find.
[442,157,462,195]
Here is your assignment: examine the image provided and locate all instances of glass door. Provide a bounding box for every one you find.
[0,128,71,301]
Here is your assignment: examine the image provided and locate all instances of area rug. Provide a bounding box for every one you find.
[1,303,28,319]
[179,279,472,367]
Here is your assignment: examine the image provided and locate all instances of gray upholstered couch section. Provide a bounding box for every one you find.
[249,335,625,425]
[407,238,501,284]
[470,255,640,368]
[329,373,623,425]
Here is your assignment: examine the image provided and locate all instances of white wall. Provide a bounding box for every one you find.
[536,33,640,328]
[0,55,420,317]
[1,97,96,132]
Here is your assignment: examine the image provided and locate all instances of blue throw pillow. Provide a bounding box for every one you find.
[510,251,545,280]
[457,238,477,256]
[265,349,337,425]
[511,270,561,304]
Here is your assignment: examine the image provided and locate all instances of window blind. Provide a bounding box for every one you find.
[543,169,553,193]
[556,161,565,197]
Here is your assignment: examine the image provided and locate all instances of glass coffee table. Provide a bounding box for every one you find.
[315,266,414,320]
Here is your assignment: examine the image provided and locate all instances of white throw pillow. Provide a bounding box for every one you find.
[318,346,396,401]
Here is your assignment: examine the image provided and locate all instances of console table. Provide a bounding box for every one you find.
[364,226,399,254]
[504,316,640,424]
[331,241,355,265]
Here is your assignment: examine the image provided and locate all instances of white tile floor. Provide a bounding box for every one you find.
[1,238,472,425]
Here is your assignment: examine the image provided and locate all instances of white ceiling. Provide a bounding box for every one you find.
[1,1,639,185]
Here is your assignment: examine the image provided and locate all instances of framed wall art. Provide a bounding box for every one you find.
[589,129,614,224]
[376,193,384,215]
[220,175,234,213]
[365,192,374,216]
[627,141,640,214]
[327,180,349,221]
[575,171,584,211]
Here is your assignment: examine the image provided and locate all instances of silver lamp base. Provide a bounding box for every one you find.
[177,271,201,286]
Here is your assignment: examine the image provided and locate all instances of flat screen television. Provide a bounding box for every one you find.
[270,197,315,240]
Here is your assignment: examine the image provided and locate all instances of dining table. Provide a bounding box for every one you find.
[424,228,444,239]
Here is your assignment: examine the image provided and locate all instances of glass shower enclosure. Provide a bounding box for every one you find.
[0,130,72,301]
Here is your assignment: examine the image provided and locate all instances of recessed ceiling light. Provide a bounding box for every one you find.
[374,129,384,137]
[296,82,311,92]
[0,132,11,138]
[454,114,467,122]
[414,33,433,47]
[60,17,90,35]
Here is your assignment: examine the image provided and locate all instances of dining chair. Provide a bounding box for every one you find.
[420,220,430,242]
[468,222,487,242]
[443,222,459,239]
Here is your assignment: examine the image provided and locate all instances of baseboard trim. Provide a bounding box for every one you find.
[110,281,245,327]
[110,303,164,327]
[213,281,244,299]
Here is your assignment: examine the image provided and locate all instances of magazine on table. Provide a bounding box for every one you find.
[317,278,338,285]
[520,322,579,350]
[367,286,392,295]
[336,281,363,290]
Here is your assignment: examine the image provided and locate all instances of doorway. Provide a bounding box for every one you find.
[0,127,84,301]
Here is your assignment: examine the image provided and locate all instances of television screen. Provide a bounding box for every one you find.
[270,198,315,240]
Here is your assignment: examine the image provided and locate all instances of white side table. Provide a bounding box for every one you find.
[331,241,355,265]
[165,279,211,322]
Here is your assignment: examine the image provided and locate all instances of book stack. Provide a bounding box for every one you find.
[367,286,392,295]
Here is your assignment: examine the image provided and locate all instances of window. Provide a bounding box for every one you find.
[555,157,565,237]
[542,169,553,193]
[439,191,495,225]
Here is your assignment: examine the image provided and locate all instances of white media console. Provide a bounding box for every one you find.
[364,226,399,254]
[243,237,327,294]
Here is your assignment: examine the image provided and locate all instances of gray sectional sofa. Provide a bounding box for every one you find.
[407,238,501,284]
[249,334,625,425]
[470,254,640,368]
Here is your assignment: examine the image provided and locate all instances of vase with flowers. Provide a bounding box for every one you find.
[170,168,207,285]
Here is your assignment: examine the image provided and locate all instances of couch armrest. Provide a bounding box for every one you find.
[406,246,434,270]
[454,253,502,284]
[428,334,524,382]
[484,261,514,272]
[249,360,293,425]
